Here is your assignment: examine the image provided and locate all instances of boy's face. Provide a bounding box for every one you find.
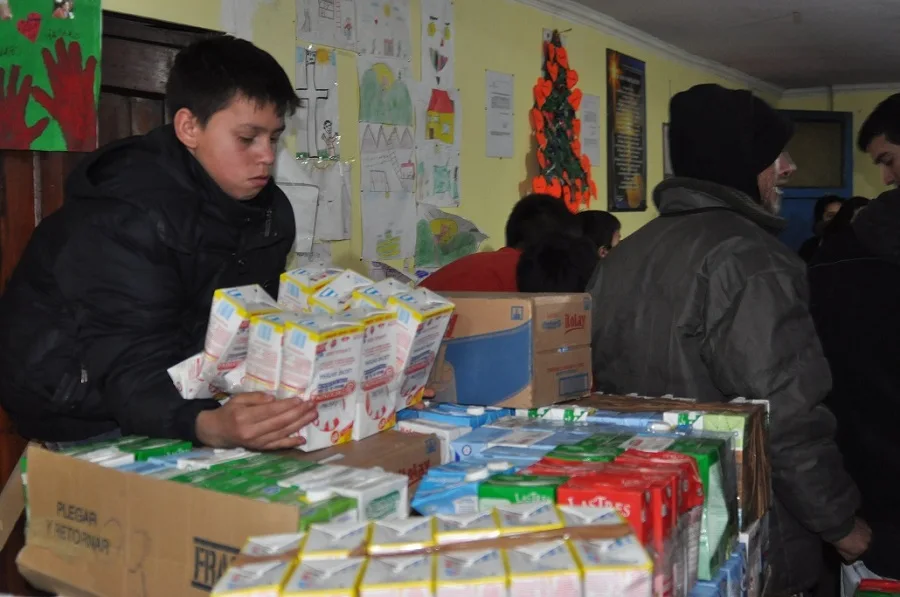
[177,94,285,201]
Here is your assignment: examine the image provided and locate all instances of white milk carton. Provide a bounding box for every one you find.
[282,557,366,597]
[434,511,500,545]
[277,464,352,489]
[309,270,375,314]
[168,352,217,399]
[557,505,626,528]
[278,267,343,313]
[327,472,409,521]
[368,517,436,555]
[341,308,400,441]
[244,312,307,394]
[435,548,508,597]
[570,535,654,597]
[494,502,564,536]
[396,419,472,465]
[301,521,371,560]
[201,285,279,386]
[506,540,582,597]
[211,560,294,597]
[352,279,410,310]
[359,554,434,597]
[279,315,364,451]
[388,289,455,411]
[241,533,307,556]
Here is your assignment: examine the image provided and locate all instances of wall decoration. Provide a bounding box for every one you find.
[361,191,417,261]
[607,49,647,211]
[414,205,486,268]
[356,0,411,60]
[485,70,514,158]
[295,46,340,160]
[276,149,352,244]
[296,0,356,50]
[416,142,459,207]
[530,29,595,213]
[420,0,453,88]
[413,83,460,207]
[359,123,415,193]
[580,93,601,166]
[0,0,101,151]
[358,55,413,126]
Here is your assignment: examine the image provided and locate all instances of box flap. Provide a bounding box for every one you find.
[0,456,24,554]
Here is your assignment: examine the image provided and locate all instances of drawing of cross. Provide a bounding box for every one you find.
[296,51,330,157]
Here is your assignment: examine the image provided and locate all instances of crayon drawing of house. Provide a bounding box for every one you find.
[425,89,454,145]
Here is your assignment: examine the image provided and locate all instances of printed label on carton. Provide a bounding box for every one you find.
[343,307,399,440]
[495,502,564,535]
[434,511,499,544]
[241,533,306,556]
[557,505,625,527]
[310,270,375,314]
[506,540,582,597]
[278,267,343,313]
[302,521,371,559]
[571,536,654,597]
[279,315,363,401]
[557,474,654,546]
[245,312,307,393]
[168,352,217,399]
[436,549,507,597]
[329,473,409,521]
[353,278,410,310]
[211,560,293,596]
[283,557,366,597]
[360,555,433,596]
[369,517,435,554]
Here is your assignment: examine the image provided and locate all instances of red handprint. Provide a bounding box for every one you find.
[32,38,98,152]
[0,65,50,149]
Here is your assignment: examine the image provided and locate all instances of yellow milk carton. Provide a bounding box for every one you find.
[241,533,307,557]
[358,554,434,597]
[201,285,279,386]
[211,560,295,597]
[278,267,343,312]
[435,548,508,597]
[310,270,375,314]
[301,521,371,560]
[279,315,364,451]
[506,540,582,597]
[494,502,564,536]
[340,307,400,440]
[352,279,411,310]
[570,535,654,597]
[282,557,366,597]
[388,289,455,411]
[244,312,308,394]
[434,511,499,545]
[368,517,436,555]
[557,505,627,528]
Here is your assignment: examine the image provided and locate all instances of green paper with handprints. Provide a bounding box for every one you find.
[0,0,101,151]
[415,205,487,268]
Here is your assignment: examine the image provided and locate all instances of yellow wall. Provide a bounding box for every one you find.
[778,89,900,199]
[104,0,772,268]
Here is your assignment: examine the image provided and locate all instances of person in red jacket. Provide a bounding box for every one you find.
[419,193,578,292]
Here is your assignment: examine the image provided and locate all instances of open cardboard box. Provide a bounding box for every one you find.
[14,430,440,597]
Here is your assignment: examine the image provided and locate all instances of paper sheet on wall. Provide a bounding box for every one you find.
[581,93,601,167]
[368,261,432,284]
[415,205,486,268]
[358,55,414,126]
[359,123,416,192]
[420,0,454,88]
[485,71,514,158]
[275,150,352,243]
[362,191,417,260]
[412,83,460,206]
[356,0,411,60]
[296,0,357,50]
[291,242,334,269]
[277,183,318,254]
[295,46,341,159]
[221,0,275,41]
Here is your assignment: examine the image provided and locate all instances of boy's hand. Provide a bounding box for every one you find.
[195,393,317,450]
[833,517,872,562]
[409,388,436,410]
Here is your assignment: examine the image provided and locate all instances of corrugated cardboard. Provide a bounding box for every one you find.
[17,431,440,597]
[429,293,592,408]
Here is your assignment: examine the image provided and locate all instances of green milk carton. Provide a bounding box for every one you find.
[477,475,568,509]
[544,443,620,463]
[298,496,359,530]
[118,438,193,461]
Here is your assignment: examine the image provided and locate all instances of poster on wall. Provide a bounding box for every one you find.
[606,49,647,212]
[295,45,340,160]
[413,83,460,207]
[356,0,411,60]
[0,0,101,152]
[485,70,513,159]
[580,93,601,167]
[414,205,486,268]
[420,0,453,88]
[296,0,357,50]
[357,54,414,125]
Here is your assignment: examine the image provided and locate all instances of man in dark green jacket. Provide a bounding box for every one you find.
[589,84,867,596]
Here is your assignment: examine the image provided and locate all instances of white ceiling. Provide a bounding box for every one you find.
[573,0,900,89]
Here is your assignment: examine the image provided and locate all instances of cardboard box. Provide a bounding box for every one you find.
[430,293,592,408]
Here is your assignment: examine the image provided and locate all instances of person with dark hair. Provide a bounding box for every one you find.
[821,196,870,241]
[0,37,319,451]
[798,195,843,262]
[858,93,900,187]
[577,210,621,258]
[516,233,598,293]
[589,84,867,597]
[809,189,900,592]
[419,193,578,292]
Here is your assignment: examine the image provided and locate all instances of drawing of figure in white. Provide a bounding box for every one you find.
[322,120,338,158]
[300,2,312,32]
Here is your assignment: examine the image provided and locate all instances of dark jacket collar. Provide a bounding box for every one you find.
[852,188,900,264]
[654,177,786,233]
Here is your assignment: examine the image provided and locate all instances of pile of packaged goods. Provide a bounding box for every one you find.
[167,267,455,450]
[211,505,654,597]
[856,581,900,596]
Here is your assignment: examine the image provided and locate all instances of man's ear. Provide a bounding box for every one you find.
[173,108,202,150]
[599,246,610,259]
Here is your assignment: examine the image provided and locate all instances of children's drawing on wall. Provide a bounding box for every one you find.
[424,88,455,144]
[415,205,486,268]
[356,0,411,60]
[358,55,413,126]
[361,191,417,260]
[296,0,356,50]
[276,149,352,243]
[416,142,459,207]
[359,123,415,193]
[420,0,453,88]
[0,0,101,151]
[295,45,340,159]
[411,83,460,206]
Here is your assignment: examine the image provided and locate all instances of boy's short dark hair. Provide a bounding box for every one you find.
[858,93,900,152]
[505,194,578,249]
[165,36,300,125]
[516,233,599,293]
[578,210,621,250]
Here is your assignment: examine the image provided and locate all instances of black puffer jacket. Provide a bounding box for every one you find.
[809,189,900,579]
[0,125,294,443]
[589,177,860,594]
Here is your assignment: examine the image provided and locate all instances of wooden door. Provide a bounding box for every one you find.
[0,14,218,595]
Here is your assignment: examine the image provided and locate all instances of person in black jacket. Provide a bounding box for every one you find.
[798,195,843,263]
[0,36,319,450]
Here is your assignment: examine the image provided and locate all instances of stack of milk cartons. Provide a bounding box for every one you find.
[396,403,514,464]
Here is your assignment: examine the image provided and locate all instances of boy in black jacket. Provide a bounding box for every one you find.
[0,37,318,450]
